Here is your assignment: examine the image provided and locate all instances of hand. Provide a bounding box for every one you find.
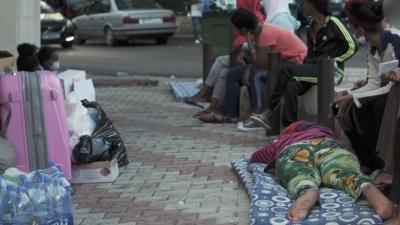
[333,95,353,121]
[237,52,246,65]
[381,69,400,82]
[242,67,252,86]
[353,79,367,89]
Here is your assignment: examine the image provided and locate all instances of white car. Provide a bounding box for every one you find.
[72,0,177,46]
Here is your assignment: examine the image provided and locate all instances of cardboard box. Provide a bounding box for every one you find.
[0,51,16,73]
[71,158,119,184]
[58,69,96,103]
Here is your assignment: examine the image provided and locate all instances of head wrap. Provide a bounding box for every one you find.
[345,0,383,31]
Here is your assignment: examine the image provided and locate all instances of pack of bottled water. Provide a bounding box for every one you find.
[0,162,73,225]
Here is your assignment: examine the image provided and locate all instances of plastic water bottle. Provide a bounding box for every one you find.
[14,187,34,225]
[42,161,60,177]
[2,185,17,225]
[31,174,55,225]
[54,177,74,225]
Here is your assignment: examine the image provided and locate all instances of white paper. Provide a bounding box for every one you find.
[73,79,95,102]
[58,70,87,102]
[378,60,399,77]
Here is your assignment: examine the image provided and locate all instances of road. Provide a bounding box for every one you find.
[56,38,368,78]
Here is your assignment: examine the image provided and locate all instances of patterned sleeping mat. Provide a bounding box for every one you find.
[169,81,199,101]
[231,159,382,225]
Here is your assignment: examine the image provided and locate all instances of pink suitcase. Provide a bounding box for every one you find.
[0,71,71,180]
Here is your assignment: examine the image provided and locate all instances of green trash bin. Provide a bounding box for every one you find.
[201,11,235,81]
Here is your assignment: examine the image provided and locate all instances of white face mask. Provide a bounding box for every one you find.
[51,61,60,72]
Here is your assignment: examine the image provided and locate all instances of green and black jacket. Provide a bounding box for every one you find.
[296,16,358,84]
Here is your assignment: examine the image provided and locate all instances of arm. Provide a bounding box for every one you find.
[254,47,270,68]
[349,51,381,94]
[330,17,358,63]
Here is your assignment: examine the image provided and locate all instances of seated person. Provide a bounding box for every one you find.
[198,8,307,123]
[251,0,357,129]
[16,43,40,72]
[333,0,400,173]
[250,121,394,222]
[191,0,298,117]
[37,46,60,72]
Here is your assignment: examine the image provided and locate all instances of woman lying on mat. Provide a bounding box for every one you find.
[250,121,394,222]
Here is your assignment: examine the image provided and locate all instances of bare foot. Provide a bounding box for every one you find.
[362,183,394,220]
[384,205,400,225]
[191,85,212,102]
[288,189,319,222]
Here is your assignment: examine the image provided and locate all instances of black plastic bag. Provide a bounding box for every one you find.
[72,100,129,166]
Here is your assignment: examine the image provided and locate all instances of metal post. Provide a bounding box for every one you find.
[266,52,281,136]
[202,43,213,83]
[317,58,335,129]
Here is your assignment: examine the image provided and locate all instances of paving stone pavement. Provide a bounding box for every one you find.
[74,68,367,225]
[72,76,274,225]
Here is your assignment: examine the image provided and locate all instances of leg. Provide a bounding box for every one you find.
[198,64,249,121]
[317,142,393,220]
[214,64,249,118]
[192,55,230,102]
[354,96,386,170]
[249,70,267,114]
[281,81,312,127]
[276,141,321,221]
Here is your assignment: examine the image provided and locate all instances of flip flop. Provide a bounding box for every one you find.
[250,113,271,130]
[183,97,204,109]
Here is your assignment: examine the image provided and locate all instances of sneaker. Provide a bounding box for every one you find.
[237,120,264,132]
[194,39,201,44]
[249,113,271,130]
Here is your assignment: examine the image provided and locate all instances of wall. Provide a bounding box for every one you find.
[0,0,40,55]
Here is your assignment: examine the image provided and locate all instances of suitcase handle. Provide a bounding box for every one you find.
[50,90,58,100]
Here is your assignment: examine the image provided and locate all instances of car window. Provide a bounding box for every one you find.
[89,0,111,14]
[115,0,161,10]
[41,1,56,13]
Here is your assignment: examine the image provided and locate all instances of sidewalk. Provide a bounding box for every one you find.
[72,67,367,225]
[72,75,274,225]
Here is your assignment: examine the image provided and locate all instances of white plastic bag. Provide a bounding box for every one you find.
[65,103,96,137]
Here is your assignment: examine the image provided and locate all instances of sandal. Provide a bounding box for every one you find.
[250,113,271,130]
[183,97,204,109]
[198,112,238,123]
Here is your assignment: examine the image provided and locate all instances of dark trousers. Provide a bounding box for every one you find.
[345,94,387,171]
[267,64,317,126]
[215,64,266,118]
[391,117,400,203]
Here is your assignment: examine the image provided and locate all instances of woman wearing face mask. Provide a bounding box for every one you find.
[37,46,60,72]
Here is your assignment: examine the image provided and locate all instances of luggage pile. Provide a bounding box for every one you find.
[0,162,73,225]
[58,70,128,167]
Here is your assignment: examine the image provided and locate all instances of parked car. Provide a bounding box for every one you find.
[41,1,75,48]
[72,0,177,46]
[43,0,88,19]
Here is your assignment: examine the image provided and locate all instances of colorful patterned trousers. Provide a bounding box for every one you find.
[276,138,371,199]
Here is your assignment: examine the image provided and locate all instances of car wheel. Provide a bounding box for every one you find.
[61,42,73,49]
[104,27,117,46]
[155,37,168,45]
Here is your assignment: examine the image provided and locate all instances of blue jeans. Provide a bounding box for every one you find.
[214,64,267,118]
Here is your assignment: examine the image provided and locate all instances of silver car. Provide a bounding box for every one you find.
[72,0,177,46]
